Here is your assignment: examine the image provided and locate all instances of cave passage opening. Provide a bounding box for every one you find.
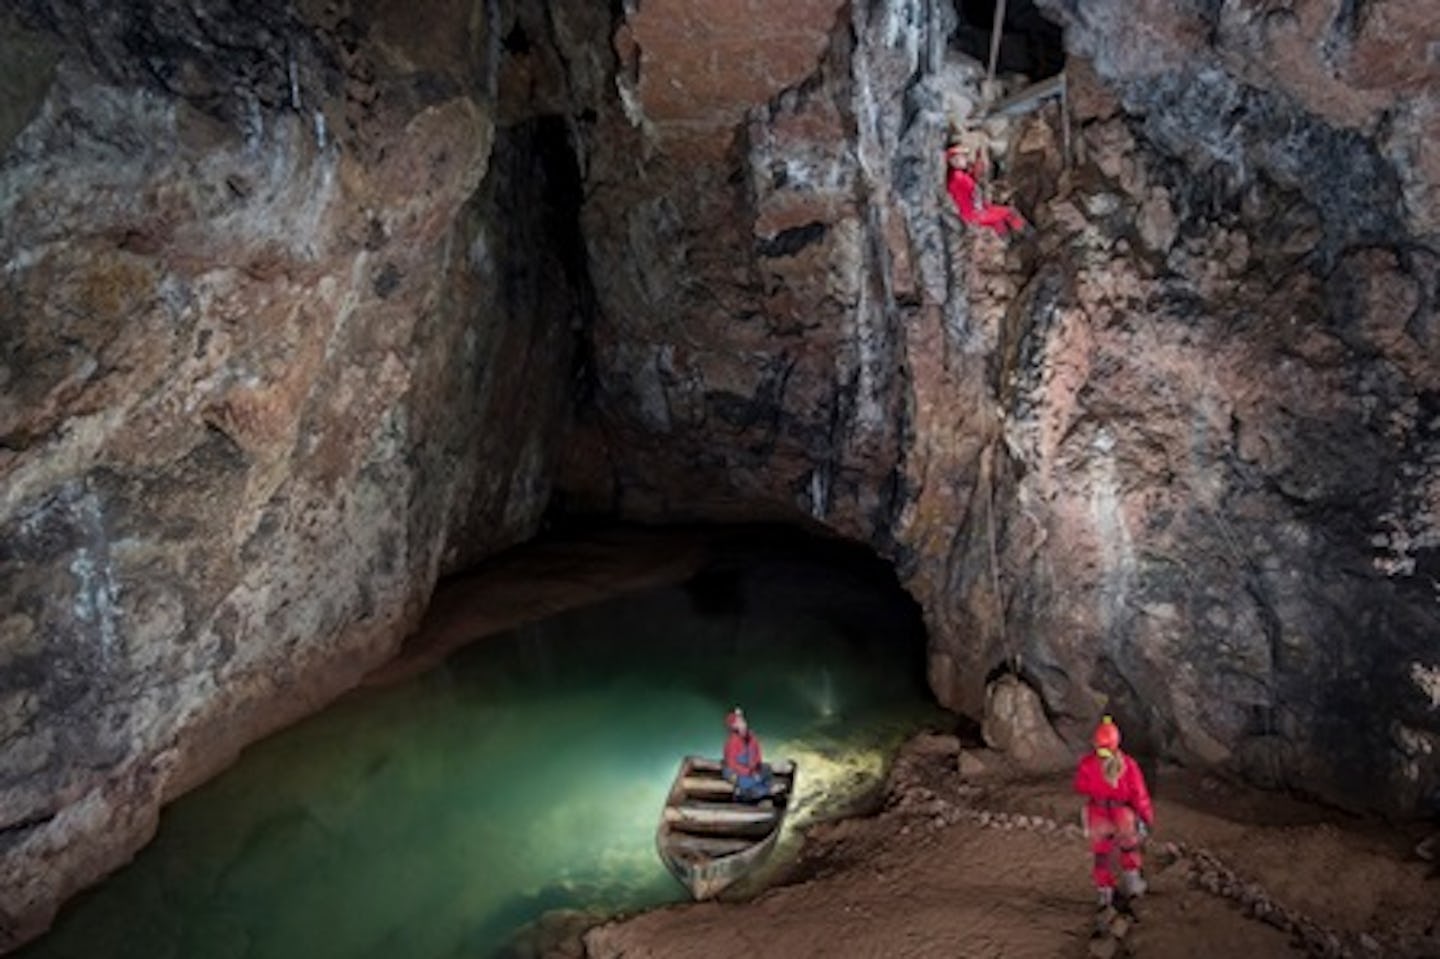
[952,0,1066,81]
[21,526,944,959]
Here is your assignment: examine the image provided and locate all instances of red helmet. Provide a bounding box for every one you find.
[1092,716,1121,751]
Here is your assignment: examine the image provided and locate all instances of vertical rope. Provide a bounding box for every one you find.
[1060,70,1072,169]
[983,443,1016,673]
[986,0,1009,89]
[923,0,939,77]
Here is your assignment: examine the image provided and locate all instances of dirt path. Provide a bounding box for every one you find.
[576,736,1439,959]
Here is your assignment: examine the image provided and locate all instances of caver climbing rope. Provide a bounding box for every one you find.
[982,443,1020,675]
[943,0,1073,234]
[944,133,1028,236]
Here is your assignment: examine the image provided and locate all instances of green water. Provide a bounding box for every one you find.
[23,542,942,959]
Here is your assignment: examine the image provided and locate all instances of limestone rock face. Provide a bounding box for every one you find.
[0,0,578,945]
[545,0,1440,818]
[555,0,963,542]
[613,0,849,151]
[1002,0,1440,811]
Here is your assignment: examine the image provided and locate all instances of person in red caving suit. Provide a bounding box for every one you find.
[945,138,1027,237]
[722,707,774,802]
[1074,715,1155,909]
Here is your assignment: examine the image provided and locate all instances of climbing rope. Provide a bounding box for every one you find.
[985,0,1008,103]
[982,443,1020,674]
[974,0,1074,168]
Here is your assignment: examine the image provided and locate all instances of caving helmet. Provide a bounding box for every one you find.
[1092,715,1121,755]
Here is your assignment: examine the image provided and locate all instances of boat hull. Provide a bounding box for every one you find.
[655,755,797,900]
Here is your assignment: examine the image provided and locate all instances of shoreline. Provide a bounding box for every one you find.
[551,733,1438,959]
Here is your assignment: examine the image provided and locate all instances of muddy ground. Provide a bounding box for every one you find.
[563,734,1439,959]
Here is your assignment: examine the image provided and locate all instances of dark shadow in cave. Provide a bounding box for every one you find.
[486,112,600,416]
[524,115,601,407]
[369,520,937,702]
[490,519,933,674]
[952,0,1066,80]
[673,524,931,660]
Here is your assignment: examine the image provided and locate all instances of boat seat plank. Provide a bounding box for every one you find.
[665,804,777,823]
[687,757,795,777]
[676,789,777,806]
[663,835,754,857]
[680,776,791,796]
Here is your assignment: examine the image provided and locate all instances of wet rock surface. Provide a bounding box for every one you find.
[991,0,1440,816]
[0,0,576,946]
[543,0,1440,821]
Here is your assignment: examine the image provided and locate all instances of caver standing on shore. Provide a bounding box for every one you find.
[722,707,775,802]
[1074,716,1156,910]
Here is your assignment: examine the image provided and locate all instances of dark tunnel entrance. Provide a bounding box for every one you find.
[952,0,1066,81]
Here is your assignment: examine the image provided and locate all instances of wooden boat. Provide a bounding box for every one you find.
[656,755,797,900]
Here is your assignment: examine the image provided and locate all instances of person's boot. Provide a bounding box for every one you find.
[1093,887,1115,936]
[1121,869,1148,899]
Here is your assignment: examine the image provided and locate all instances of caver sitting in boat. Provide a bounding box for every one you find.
[722,707,776,802]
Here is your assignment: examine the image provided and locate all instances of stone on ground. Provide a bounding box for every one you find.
[981,675,1072,771]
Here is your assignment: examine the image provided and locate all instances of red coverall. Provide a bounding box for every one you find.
[1073,750,1155,890]
[724,731,763,777]
[945,151,1027,237]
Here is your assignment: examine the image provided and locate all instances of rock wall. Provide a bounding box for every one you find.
[0,0,579,946]
[551,0,941,540]
[999,0,1440,812]
[543,0,1440,817]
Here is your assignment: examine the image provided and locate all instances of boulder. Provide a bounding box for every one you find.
[981,676,1074,772]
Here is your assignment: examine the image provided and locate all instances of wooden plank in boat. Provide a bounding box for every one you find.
[688,757,795,776]
[663,817,775,838]
[665,835,754,857]
[664,804,777,827]
[675,798,781,813]
[680,776,791,796]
